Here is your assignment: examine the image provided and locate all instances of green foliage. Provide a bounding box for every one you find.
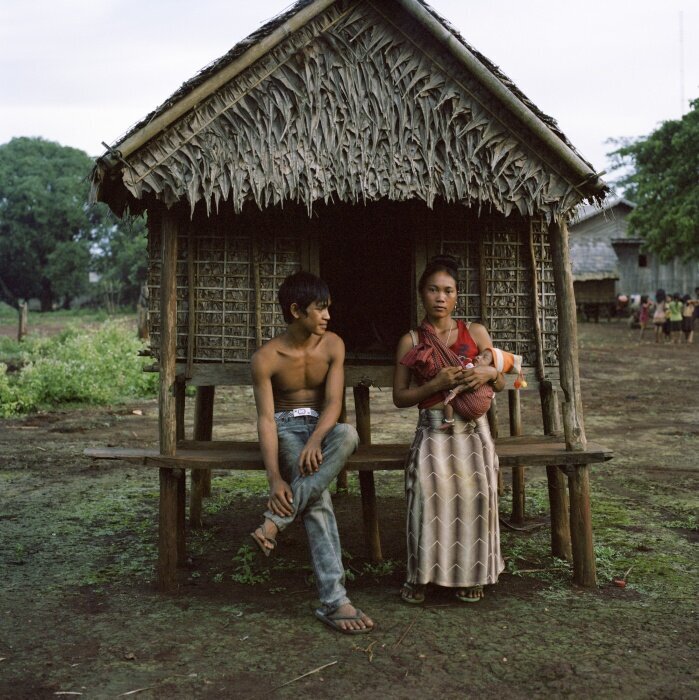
[0,137,148,310]
[0,320,157,416]
[93,214,148,308]
[0,138,103,308]
[230,545,270,585]
[609,99,699,262]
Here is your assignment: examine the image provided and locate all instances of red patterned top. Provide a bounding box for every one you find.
[416,320,479,409]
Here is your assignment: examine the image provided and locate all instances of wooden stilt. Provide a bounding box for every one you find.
[509,389,525,524]
[353,383,382,561]
[175,380,186,443]
[549,220,587,451]
[190,386,215,527]
[176,467,186,566]
[487,395,503,496]
[568,466,596,586]
[157,208,180,591]
[158,467,181,591]
[336,389,349,494]
[540,381,572,561]
[158,208,179,458]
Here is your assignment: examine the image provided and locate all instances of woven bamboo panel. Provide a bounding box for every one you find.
[432,211,558,367]
[148,225,301,362]
[530,216,559,367]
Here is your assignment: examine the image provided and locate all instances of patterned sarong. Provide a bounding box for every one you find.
[405,409,504,587]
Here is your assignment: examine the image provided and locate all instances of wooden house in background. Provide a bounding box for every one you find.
[571,197,699,307]
[89,0,610,589]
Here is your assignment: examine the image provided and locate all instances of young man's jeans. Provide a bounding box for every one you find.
[264,415,359,612]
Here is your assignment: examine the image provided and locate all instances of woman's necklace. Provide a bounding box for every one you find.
[445,321,456,347]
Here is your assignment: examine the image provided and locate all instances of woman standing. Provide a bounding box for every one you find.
[393,255,505,604]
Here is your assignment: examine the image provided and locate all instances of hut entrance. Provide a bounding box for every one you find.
[318,201,414,362]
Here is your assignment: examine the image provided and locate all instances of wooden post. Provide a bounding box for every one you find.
[190,385,215,527]
[159,467,184,590]
[336,389,349,494]
[541,381,572,561]
[568,466,596,586]
[137,284,149,342]
[549,220,587,451]
[159,209,179,457]
[17,301,28,342]
[487,395,503,496]
[158,207,180,591]
[175,379,186,443]
[508,389,525,524]
[353,383,382,561]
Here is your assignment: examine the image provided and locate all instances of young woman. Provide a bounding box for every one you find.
[393,255,505,604]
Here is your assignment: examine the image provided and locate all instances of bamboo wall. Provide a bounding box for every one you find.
[146,203,558,371]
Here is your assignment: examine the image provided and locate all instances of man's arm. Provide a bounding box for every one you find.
[251,349,294,517]
[297,333,346,475]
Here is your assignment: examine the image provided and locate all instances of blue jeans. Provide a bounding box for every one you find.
[264,415,359,611]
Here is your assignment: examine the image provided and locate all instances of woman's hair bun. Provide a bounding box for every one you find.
[418,254,460,291]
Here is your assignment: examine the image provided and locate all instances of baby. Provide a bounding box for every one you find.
[440,347,524,428]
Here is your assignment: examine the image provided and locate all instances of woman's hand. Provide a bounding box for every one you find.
[431,366,468,392]
[460,364,497,390]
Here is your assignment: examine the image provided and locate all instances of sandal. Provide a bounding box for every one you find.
[250,524,277,557]
[401,582,425,605]
[455,586,484,603]
[315,607,373,635]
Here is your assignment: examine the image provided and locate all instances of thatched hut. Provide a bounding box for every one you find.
[90,0,610,590]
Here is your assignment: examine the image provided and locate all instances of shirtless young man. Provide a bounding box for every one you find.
[250,271,374,635]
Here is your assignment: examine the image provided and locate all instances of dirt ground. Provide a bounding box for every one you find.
[1,322,697,699]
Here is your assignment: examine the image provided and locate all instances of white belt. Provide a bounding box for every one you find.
[274,408,320,419]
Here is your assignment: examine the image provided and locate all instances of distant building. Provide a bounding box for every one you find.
[570,197,699,305]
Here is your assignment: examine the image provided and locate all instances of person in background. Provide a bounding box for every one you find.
[638,294,653,343]
[652,289,668,344]
[681,294,697,344]
[667,293,683,344]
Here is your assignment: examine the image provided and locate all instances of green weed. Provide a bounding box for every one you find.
[362,559,399,577]
[230,544,270,585]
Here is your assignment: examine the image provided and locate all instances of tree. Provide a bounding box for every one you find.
[0,137,107,310]
[609,99,699,262]
[93,213,148,308]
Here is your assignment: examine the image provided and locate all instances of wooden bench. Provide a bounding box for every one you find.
[85,435,612,591]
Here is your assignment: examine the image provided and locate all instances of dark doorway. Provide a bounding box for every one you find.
[319,201,414,362]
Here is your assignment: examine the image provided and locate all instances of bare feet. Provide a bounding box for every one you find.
[250,519,279,557]
[315,603,374,634]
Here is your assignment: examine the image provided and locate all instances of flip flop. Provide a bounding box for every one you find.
[250,527,276,557]
[455,586,483,603]
[401,582,425,605]
[315,608,373,635]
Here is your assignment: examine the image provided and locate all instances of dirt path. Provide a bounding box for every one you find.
[1,323,697,699]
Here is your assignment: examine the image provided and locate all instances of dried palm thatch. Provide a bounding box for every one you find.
[92,0,603,220]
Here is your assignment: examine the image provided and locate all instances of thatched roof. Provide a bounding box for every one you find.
[91,0,608,220]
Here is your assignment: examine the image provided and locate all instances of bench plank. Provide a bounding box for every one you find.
[85,436,612,470]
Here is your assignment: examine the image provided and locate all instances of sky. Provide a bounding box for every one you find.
[1,0,697,178]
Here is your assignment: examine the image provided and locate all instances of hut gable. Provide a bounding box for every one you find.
[93,0,605,220]
[569,197,633,281]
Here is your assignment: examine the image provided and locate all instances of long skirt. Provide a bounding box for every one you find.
[405,409,504,588]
